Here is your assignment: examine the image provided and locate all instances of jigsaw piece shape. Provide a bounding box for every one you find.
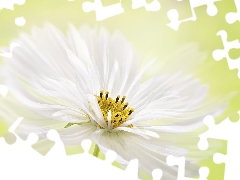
[226,0,240,24]
[13,121,56,155]
[0,117,39,153]
[167,0,220,30]
[131,0,161,11]
[166,155,209,180]
[212,30,240,78]
[0,119,138,179]
[82,0,124,21]
[198,114,240,179]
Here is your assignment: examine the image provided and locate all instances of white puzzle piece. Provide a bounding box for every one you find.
[167,0,220,30]
[0,118,140,180]
[82,0,124,21]
[226,0,240,24]
[198,114,240,180]
[212,30,240,78]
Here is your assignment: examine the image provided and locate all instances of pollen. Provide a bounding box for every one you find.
[97,90,134,129]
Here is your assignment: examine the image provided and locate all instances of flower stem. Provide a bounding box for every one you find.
[93,144,100,157]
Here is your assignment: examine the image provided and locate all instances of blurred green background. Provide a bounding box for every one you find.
[0,0,240,179]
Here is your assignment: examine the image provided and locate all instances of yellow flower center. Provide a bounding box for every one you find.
[97,90,134,129]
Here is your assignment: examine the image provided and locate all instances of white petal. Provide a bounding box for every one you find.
[113,127,150,139]
[65,48,93,93]
[59,123,96,146]
[125,58,156,101]
[86,94,107,128]
[67,24,91,64]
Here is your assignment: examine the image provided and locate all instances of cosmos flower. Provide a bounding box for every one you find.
[0,24,224,179]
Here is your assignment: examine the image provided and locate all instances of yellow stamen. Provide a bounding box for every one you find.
[96,90,134,129]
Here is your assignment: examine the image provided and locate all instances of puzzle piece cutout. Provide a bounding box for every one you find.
[2,115,216,180]
[0,118,141,180]
[82,0,124,21]
[0,0,26,10]
[198,114,240,179]
[166,155,209,180]
[212,30,240,78]
[131,0,161,11]
[225,0,240,24]
[167,0,220,30]
[12,119,56,155]
[82,0,161,21]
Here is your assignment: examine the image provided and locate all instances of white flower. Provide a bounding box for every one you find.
[0,24,224,179]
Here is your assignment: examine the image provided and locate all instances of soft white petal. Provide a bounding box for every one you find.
[59,123,96,146]
[86,94,107,128]
[67,24,91,64]
[125,58,156,102]
[113,127,150,139]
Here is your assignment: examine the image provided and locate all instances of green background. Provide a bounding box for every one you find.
[0,0,240,179]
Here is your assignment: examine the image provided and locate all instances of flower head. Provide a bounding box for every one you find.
[0,24,224,179]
